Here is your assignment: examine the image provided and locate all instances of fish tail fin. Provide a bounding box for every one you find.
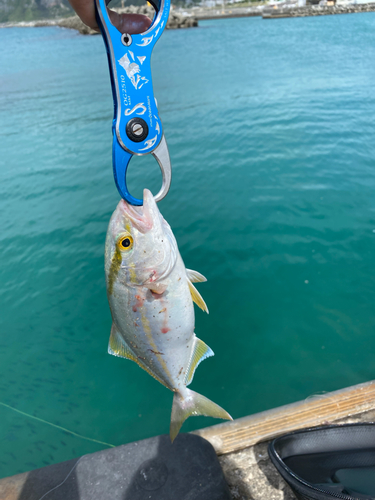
[170,388,232,442]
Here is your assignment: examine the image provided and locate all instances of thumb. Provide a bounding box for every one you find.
[108,11,152,34]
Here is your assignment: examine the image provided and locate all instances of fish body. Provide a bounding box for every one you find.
[105,189,231,440]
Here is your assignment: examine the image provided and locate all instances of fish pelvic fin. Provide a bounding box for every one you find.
[170,389,232,442]
[186,269,207,283]
[187,278,209,314]
[108,324,169,389]
[185,337,214,386]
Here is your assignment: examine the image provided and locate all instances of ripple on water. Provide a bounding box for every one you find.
[0,15,375,478]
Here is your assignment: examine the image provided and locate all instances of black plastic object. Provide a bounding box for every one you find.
[16,433,231,500]
[126,118,149,143]
[268,423,375,500]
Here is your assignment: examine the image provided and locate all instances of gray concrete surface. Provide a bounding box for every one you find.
[218,408,375,500]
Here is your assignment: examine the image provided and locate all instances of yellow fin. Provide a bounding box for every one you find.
[185,337,214,386]
[187,279,209,314]
[108,324,137,361]
[186,269,207,283]
[108,325,168,388]
[170,388,232,442]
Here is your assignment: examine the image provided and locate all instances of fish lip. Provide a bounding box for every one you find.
[119,189,155,233]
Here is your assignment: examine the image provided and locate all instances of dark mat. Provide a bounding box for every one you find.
[268,423,375,500]
[15,433,231,500]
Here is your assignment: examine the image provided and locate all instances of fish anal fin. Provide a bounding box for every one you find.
[137,361,169,389]
[186,269,207,283]
[187,279,209,314]
[108,324,169,389]
[185,337,214,386]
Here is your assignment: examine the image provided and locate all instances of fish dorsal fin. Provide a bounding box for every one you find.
[108,324,137,361]
[187,279,209,314]
[186,269,207,283]
[108,324,169,389]
[185,337,214,386]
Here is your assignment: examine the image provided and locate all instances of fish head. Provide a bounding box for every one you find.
[105,189,178,292]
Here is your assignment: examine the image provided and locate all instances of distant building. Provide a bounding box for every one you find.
[342,0,375,3]
[200,0,217,6]
[199,0,246,5]
[267,0,300,7]
[306,0,336,5]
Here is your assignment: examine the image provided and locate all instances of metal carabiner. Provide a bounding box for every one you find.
[95,0,171,205]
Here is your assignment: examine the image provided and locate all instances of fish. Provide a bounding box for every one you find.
[105,189,232,441]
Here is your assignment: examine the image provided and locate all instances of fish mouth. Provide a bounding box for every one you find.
[119,189,157,234]
[116,189,178,285]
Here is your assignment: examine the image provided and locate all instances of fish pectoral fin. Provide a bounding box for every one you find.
[187,279,209,314]
[108,324,137,361]
[185,337,214,386]
[186,269,207,283]
[108,324,169,389]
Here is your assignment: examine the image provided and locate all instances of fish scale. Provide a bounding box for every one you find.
[105,189,232,440]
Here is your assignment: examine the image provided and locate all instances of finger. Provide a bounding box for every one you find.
[68,0,99,30]
[68,0,152,34]
[108,11,152,34]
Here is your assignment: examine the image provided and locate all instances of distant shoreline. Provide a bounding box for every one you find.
[193,5,263,20]
[0,6,198,35]
[192,2,375,20]
[261,2,375,18]
[1,2,374,34]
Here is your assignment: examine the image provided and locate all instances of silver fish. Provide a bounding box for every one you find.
[105,189,232,440]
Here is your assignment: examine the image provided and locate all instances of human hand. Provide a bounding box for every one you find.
[68,0,152,34]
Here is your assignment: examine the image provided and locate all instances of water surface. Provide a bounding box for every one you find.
[1,13,375,478]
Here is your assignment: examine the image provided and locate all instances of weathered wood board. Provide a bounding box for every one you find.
[193,380,375,455]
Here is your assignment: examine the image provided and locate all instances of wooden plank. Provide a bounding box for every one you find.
[192,380,375,455]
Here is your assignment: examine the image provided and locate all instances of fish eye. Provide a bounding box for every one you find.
[117,233,133,252]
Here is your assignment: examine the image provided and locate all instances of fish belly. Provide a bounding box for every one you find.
[109,258,195,390]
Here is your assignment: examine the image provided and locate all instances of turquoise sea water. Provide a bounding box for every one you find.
[1,13,375,478]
